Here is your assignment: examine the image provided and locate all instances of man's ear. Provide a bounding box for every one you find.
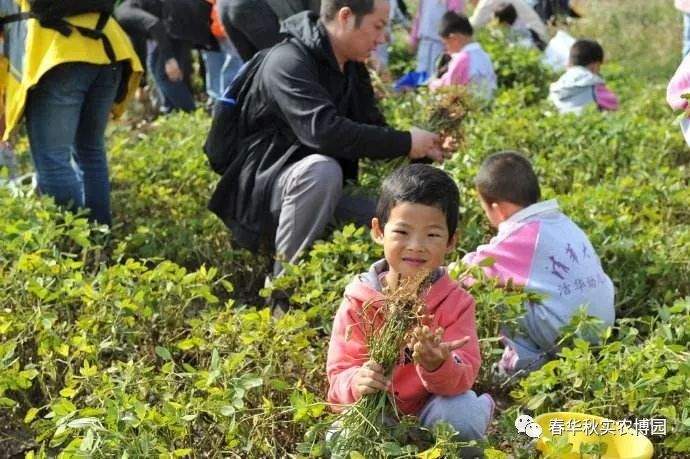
[337,6,355,27]
[371,217,385,245]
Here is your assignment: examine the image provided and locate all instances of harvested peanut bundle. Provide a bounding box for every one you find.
[421,85,476,152]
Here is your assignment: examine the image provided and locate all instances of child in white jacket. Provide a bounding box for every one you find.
[548,39,619,114]
[464,151,615,375]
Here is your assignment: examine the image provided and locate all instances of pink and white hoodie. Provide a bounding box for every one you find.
[327,260,481,416]
[463,200,615,355]
[667,53,690,111]
[429,42,497,100]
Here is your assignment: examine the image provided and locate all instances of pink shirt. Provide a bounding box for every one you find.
[676,0,690,13]
[429,43,497,100]
[667,54,690,111]
[327,267,481,415]
[595,84,620,111]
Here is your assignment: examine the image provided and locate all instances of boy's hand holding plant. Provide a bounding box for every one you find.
[352,360,390,399]
[409,325,469,372]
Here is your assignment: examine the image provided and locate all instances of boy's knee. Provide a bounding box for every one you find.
[420,392,494,440]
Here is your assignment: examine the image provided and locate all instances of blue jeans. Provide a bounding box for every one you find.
[147,40,195,113]
[26,62,123,225]
[202,37,243,101]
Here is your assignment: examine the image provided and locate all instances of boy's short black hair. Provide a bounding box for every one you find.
[569,39,604,67]
[321,0,376,27]
[494,3,517,25]
[376,164,460,238]
[474,151,541,207]
[439,11,473,38]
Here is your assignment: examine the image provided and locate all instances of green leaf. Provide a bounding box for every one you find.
[24,407,40,423]
[155,346,173,361]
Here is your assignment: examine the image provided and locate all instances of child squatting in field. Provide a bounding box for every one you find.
[548,39,619,114]
[327,164,494,440]
[429,11,497,101]
[463,151,616,375]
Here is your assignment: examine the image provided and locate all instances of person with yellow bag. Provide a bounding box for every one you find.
[0,0,142,225]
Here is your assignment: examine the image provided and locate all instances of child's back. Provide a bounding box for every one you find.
[465,200,615,351]
[548,39,619,114]
[464,152,615,374]
[549,66,617,114]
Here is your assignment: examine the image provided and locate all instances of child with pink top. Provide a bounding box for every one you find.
[463,152,615,375]
[667,53,690,113]
[411,0,466,78]
[327,164,493,440]
[548,39,619,114]
[429,12,497,101]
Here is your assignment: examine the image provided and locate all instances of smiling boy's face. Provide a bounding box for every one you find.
[371,202,457,284]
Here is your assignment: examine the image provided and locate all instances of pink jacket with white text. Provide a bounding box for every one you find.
[463,200,615,350]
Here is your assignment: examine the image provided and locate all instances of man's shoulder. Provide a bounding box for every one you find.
[262,38,318,71]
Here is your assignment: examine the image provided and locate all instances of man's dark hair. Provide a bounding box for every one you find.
[569,39,604,67]
[439,11,473,38]
[494,3,517,26]
[474,151,541,207]
[376,164,460,239]
[321,0,376,27]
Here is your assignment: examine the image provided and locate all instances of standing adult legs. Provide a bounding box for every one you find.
[73,63,123,226]
[26,63,89,215]
[148,40,196,112]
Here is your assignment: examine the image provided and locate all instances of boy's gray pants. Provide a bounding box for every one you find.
[269,154,376,276]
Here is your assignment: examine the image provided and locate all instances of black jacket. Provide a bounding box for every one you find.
[208,12,411,252]
[115,0,213,65]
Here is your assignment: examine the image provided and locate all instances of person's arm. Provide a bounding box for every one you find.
[667,56,690,111]
[263,45,412,160]
[115,0,176,63]
[415,291,481,395]
[463,221,540,286]
[594,84,619,111]
[326,296,371,407]
[469,0,496,28]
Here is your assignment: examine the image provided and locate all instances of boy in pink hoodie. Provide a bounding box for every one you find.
[327,164,494,440]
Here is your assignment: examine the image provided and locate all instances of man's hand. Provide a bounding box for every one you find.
[409,127,443,162]
[410,325,469,372]
[165,58,183,82]
[352,360,389,400]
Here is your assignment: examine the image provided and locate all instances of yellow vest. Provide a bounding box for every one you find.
[0,0,143,139]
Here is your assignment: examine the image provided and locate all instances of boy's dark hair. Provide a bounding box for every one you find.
[474,151,541,207]
[494,3,517,25]
[321,0,376,27]
[569,39,604,67]
[439,11,473,38]
[376,164,460,239]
